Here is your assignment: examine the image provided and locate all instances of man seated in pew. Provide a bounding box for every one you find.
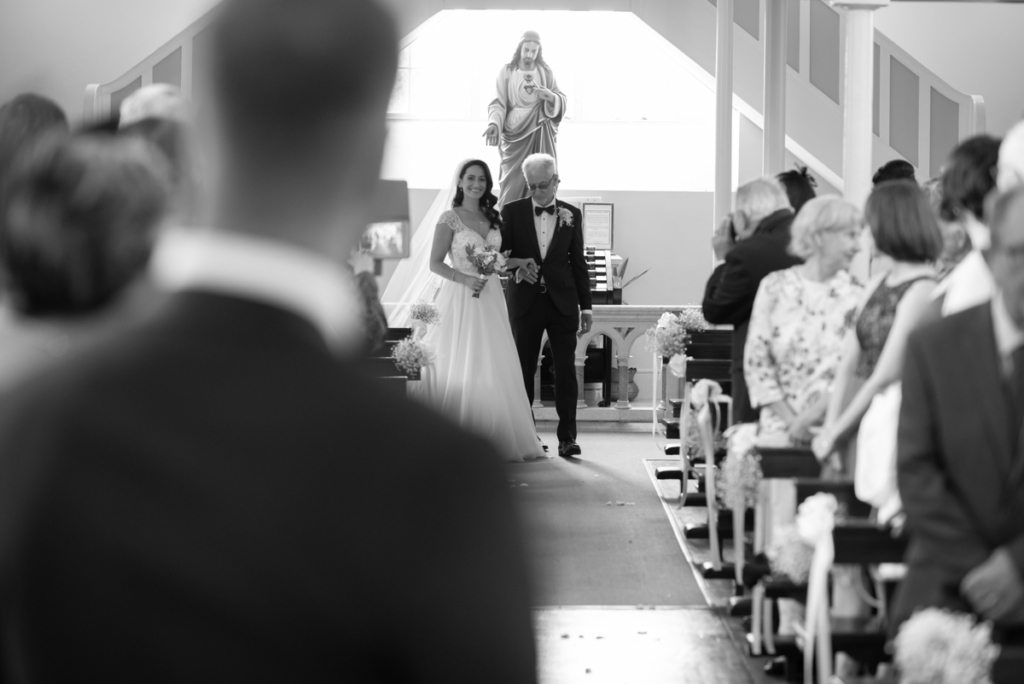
[702,177,801,424]
[895,185,1024,635]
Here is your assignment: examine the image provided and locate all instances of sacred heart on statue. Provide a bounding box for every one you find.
[523,74,535,95]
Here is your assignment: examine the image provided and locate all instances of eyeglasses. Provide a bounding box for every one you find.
[528,175,559,192]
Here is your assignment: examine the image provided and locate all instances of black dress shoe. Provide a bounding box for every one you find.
[558,441,581,458]
[538,436,549,453]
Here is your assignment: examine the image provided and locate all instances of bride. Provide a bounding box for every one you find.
[393,159,547,462]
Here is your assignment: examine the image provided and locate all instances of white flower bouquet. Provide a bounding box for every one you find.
[464,244,508,299]
[717,423,763,511]
[409,301,440,326]
[767,493,839,584]
[894,608,999,684]
[392,337,436,377]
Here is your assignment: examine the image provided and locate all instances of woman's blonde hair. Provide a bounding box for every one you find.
[788,195,863,259]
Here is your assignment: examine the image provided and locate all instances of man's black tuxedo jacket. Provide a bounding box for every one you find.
[895,302,1024,628]
[500,198,592,319]
[0,292,537,683]
[701,209,801,371]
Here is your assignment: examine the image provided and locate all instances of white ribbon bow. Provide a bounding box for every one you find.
[795,493,838,684]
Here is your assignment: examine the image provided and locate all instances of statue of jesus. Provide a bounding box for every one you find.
[484,31,567,208]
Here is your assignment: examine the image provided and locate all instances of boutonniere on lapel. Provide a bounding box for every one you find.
[557,207,574,228]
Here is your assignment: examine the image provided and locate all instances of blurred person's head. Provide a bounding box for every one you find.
[0,133,169,316]
[118,84,191,129]
[940,134,1000,249]
[865,179,942,264]
[984,186,1024,328]
[732,177,791,240]
[119,117,199,224]
[872,159,916,186]
[0,94,68,186]
[997,120,1024,192]
[776,165,817,214]
[207,0,398,255]
[923,177,970,273]
[788,196,863,274]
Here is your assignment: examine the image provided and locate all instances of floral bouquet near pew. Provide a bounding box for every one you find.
[392,336,436,378]
[464,244,508,298]
[645,309,711,378]
[766,493,839,584]
[717,423,763,511]
[894,608,999,684]
[409,301,440,326]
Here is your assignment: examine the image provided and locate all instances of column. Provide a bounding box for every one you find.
[714,0,735,234]
[834,0,889,280]
[763,0,788,175]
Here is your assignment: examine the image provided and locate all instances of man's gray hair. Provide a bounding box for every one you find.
[522,153,556,179]
[735,177,791,223]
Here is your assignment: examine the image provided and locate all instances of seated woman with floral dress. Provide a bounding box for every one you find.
[744,195,866,445]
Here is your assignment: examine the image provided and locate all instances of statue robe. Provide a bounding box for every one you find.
[487,63,567,208]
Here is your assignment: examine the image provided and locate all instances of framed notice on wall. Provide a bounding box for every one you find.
[582,203,614,250]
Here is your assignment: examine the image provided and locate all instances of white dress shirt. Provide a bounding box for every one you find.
[526,199,591,315]
[150,228,365,351]
[932,249,995,317]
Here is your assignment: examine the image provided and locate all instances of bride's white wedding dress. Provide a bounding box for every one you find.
[409,210,546,462]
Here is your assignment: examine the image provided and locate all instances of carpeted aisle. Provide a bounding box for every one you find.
[508,430,706,607]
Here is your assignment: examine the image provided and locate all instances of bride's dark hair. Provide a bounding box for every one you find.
[452,159,502,230]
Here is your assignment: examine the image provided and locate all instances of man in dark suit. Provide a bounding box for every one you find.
[701,178,801,424]
[894,185,1024,636]
[0,1,537,681]
[501,153,592,458]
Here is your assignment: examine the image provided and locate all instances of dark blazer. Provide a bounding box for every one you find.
[894,303,1024,628]
[0,292,537,683]
[701,209,801,371]
[500,198,592,319]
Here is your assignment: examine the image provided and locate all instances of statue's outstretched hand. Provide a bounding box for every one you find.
[483,124,499,146]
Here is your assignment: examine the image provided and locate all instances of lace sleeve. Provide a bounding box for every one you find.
[438,210,461,232]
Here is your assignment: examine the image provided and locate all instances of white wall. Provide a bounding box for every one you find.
[874,2,1024,137]
[0,0,217,123]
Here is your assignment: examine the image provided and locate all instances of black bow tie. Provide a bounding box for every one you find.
[535,205,555,217]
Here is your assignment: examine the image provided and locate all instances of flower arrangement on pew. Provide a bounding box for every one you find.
[767,493,839,584]
[392,337,436,379]
[717,423,763,511]
[409,301,440,326]
[894,608,999,684]
[645,309,710,378]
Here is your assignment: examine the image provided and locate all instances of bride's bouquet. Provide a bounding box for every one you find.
[464,245,508,298]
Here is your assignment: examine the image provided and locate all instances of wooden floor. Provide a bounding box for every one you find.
[536,607,763,684]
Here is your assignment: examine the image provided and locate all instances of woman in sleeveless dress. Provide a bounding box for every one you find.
[407,159,546,461]
[813,180,943,471]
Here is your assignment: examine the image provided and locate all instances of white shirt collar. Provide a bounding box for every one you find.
[150,228,364,350]
[934,250,995,316]
[991,290,1024,363]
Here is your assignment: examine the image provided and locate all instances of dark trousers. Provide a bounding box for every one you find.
[511,292,579,444]
[731,368,758,425]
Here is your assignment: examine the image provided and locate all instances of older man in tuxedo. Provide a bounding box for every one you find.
[0,1,537,681]
[501,153,591,459]
[894,185,1024,635]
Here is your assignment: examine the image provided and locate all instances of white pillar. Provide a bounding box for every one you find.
[763,0,788,175]
[833,0,889,279]
[714,0,735,233]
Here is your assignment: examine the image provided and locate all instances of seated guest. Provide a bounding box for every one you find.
[745,196,865,444]
[703,177,801,423]
[0,93,68,189]
[0,132,169,386]
[814,181,941,468]
[923,178,972,279]
[120,116,200,225]
[929,135,1001,317]
[0,0,537,680]
[776,165,817,214]
[873,158,916,186]
[894,185,1024,634]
